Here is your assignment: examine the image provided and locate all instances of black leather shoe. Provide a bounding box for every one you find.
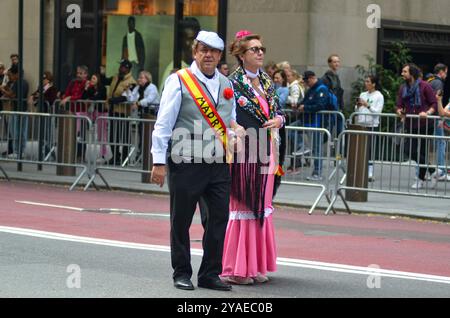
[198,278,232,291]
[174,278,195,291]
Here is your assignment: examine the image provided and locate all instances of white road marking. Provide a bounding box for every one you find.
[14,200,170,218]
[15,200,83,211]
[0,225,449,285]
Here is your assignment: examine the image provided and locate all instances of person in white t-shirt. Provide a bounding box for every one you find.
[122,16,145,81]
[355,75,384,181]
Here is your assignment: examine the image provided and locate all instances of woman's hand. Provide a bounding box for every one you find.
[234,125,246,139]
[263,117,283,129]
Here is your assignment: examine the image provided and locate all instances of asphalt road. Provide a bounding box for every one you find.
[0,231,449,298]
[0,181,449,299]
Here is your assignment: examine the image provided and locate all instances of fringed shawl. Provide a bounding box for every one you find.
[229,66,282,226]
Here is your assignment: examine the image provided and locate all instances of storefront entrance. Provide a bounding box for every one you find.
[378,20,450,102]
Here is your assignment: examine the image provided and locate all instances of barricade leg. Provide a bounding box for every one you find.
[326,188,352,215]
[0,165,10,181]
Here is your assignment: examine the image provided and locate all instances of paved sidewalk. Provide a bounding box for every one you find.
[1,160,449,221]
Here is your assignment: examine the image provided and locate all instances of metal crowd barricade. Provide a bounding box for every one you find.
[284,109,346,182]
[1,97,54,164]
[282,126,335,214]
[326,120,450,215]
[345,112,447,182]
[83,103,158,191]
[0,110,94,190]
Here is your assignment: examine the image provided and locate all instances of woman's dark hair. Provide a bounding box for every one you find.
[43,71,54,83]
[434,63,448,75]
[91,73,104,90]
[273,69,287,87]
[366,75,381,91]
[403,63,422,80]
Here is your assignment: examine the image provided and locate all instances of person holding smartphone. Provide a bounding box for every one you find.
[355,76,384,181]
[122,71,160,159]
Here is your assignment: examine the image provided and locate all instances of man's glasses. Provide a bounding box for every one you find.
[245,46,267,54]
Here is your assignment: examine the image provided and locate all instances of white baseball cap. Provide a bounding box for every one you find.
[196,31,225,51]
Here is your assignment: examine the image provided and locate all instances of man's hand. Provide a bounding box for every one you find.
[397,109,406,122]
[151,165,166,187]
[131,102,139,111]
[418,111,429,119]
[297,105,305,113]
[61,97,70,106]
[0,85,10,94]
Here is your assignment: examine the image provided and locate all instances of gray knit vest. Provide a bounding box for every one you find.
[171,72,234,161]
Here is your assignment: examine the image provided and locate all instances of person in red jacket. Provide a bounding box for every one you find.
[61,65,89,161]
[61,65,89,113]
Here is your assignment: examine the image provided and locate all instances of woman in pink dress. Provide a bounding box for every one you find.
[221,31,285,285]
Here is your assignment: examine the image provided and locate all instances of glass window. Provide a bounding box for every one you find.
[166,0,218,88]
[57,0,99,92]
[183,0,218,16]
[102,0,177,89]
[101,0,219,89]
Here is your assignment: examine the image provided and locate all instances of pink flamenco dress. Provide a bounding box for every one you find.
[221,95,278,284]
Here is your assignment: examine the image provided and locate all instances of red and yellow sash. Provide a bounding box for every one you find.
[177,69,229,153]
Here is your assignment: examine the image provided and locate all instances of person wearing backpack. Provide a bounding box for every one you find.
[322,54,344,110]
[322,54,345,139]
[296,71,330,181]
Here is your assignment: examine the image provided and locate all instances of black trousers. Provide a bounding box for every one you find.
[405,125,435,181]
[168,158,231,282]
[109,112,130,163]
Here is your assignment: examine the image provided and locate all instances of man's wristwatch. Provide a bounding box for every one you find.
[153,164,165,167]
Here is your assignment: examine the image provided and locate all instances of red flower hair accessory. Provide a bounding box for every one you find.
[223,87,234,100]
[235,30,252,39]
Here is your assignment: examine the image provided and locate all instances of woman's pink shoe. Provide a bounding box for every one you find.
[222,276,254,285]
[254,274,269,283]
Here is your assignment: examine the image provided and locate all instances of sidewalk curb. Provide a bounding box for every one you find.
[275,201,450,223]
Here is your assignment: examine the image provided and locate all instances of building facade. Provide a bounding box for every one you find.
[1,0,450,105]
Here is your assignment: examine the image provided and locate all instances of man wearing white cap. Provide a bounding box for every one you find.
[151,31,241,291]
